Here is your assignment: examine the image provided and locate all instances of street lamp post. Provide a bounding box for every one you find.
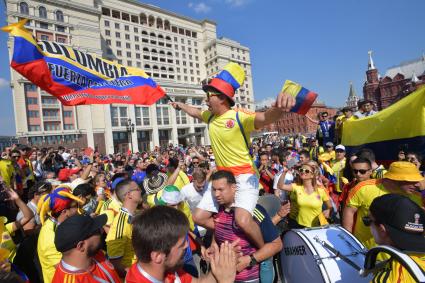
[126,118,135,153]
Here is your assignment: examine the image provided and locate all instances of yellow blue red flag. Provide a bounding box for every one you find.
[342,86,425,162]
[1,19,165,106]
[281,80,318,115]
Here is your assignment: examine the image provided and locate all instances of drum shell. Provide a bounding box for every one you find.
[280,225,372,283]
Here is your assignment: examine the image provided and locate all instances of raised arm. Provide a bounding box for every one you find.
[170,102,203,120]
[254,92,295,129]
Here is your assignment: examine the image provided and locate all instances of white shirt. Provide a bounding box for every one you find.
[180,182,210,212]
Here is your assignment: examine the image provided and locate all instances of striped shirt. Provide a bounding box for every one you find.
[214,207,259,282]
[105,208,135,268]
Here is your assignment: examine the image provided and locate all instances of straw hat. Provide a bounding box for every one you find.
[384,161,424,182]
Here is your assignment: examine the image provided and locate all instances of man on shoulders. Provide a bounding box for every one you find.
[171,62,295,249]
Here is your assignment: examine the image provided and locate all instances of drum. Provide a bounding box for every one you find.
[280,225,372,283]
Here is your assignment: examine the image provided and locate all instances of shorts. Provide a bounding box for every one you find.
[197,173,259,214]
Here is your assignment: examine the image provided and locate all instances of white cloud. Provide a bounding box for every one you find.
[0,78,9,88]
[188,2,212,13]
[225,0,250,7]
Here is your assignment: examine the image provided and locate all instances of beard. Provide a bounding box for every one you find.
[87,241,102,257]
[164,254,185,273]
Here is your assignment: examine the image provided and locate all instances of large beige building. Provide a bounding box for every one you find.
[5,0,255,154]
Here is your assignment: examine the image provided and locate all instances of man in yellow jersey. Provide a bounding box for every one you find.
[343,161,424,250]
[99,175,125,233]
[106,179,142,278]
[171,62,295,249]
[365,194,425,283]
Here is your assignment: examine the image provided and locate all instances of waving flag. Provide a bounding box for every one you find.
[281,80,318,115]
[342,86,425,163]
[1,19,165,106]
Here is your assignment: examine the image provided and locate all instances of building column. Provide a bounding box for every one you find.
[84,105,95,149]
[128,106,139,153]
[170,107,178,145]
[151,105,159,150]
[103,105,114,154]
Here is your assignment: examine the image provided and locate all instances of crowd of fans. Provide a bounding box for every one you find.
[0,133,423,282]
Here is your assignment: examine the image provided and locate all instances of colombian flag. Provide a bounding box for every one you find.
[342,86,425,163]
[281,80,318,115]
[1,19,165,106]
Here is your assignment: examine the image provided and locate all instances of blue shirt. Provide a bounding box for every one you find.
[131,170,146,185]
[253,204,280,243]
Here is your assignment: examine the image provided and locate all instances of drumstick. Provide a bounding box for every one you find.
[313,236,362,272]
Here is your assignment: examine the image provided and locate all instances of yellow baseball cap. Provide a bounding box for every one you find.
[384,161,424,182]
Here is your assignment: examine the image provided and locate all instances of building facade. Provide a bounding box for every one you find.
[5,0,255,154]
[346,82,359,109]
[257,102,337,135]
[364,51,425,110]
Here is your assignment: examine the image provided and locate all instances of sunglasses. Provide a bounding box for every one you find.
[11,155,20,158]
[322,115,328,118]
[207,92,221,99]
[299,168,312,174]
[192,162,199,164]
[352,169,369,175]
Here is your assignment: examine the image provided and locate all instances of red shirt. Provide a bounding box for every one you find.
[259,166,277,194]
[52,251,121,283]
[126,262,192,283]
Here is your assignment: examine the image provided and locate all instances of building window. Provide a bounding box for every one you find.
[55,10,64,22]
[41,35,49,41]
[39,22,48,29]
[126,51,131,57]
[57,37,66,43]
[115,23,120,29]
[105,30,110,36]
[19,2,29,15]
[63,111,72,117]
[126,43,130,49]
[104,20,110,27]
[110,106,128,127]
[27,110,39,117]
[156,107,169,125]
[39,6,47,18]
[117,50,122,56]
[125,34,130,40]
[26,97,38,105]
[24,83,37,92]
[29,125,41,131]
[124,25,129,31]
[134,27,138,32]
[64,124,74,130]
[116,41,121,47]
[115,32,120,38]
[56,25,65,32]
[135,106,150,126]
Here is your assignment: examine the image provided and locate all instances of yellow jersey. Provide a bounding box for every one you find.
[289,184,330,227]
[202,109,256,176]
[371,253,425,283]
[0,221,16,262]
[99,196,122,226]
[105,207,135,268]
[0,159,14,187]
[38,218,62,283]
[346,179,423,249]
[173,170,190,190]
[331,158,346,192]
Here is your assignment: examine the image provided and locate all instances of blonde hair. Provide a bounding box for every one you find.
[295,161,320,189]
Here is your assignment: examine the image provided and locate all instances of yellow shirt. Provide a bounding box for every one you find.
[99,196,122,226]
[0,159,14,187]
[371,254,425,283]
[173,171,190,190]
[0,222,16,262]
[202,109,256,175]
[38,218,61,283]
[289,184,330,227]
[346,179,423,249]
[105,208,135,268]
[331,158,346,192]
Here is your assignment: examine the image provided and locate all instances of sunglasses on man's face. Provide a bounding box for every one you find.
[206,92,221,99]
[352,169,369,175]
[11,155,20,159]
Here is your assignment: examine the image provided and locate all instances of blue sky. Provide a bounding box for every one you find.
[0,0,424,135]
